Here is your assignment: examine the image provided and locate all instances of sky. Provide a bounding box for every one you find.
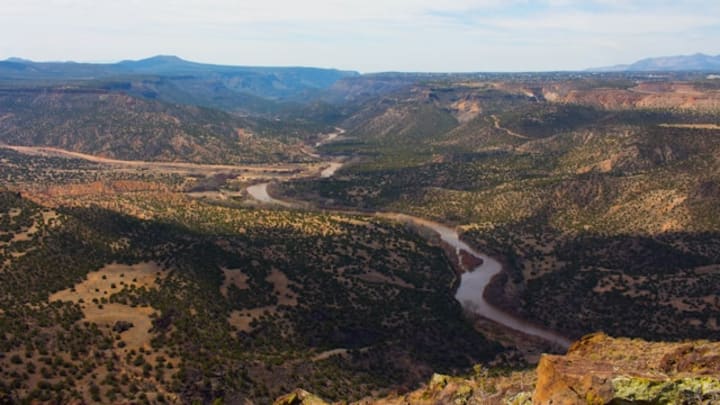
[1,0,719,72]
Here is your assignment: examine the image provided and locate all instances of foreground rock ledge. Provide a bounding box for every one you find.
[275,333,720,404]
[534,333,720,404]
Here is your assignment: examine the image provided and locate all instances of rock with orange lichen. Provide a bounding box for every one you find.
[276,369,536,405]
[533,333,720,404]
[276,333,720,405]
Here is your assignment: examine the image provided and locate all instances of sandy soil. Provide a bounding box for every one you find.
[1,210,58,244]
[0,144,312,176]
[267,268,298,306]
[226,269,297,332]
[49,262,165,350]
[220,267,249,297]
[228,310,255,332]
[659,123,720,129]
[83,303,155,350]
[51,262,164,301]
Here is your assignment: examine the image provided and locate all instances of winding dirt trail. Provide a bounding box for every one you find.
[315,127,346,147]
[491,114,531,140]
[0,144,307,175]
[320,162,343,178]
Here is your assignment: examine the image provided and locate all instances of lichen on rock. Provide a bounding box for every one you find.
[612,376,720,404]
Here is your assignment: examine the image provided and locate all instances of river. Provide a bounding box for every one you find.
[246,183,293,207]
[246,157,571,349]
[384,214,571,348]
[320,162,343,178]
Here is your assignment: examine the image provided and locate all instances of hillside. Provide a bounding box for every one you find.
[0,87,319,164]
[2,67,720,404]
[0,169,503,403]
[275,333,720,404]
[0,108,546,403]
[279,76,720,343]
[0,56,358,103]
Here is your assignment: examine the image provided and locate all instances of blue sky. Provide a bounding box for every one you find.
[1,0,719,72]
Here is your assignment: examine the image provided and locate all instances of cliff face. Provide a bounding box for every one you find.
[276,333,720,405]
[535,82,720,112]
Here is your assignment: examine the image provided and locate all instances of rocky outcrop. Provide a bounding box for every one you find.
[274,389,330,405]
[276,333,720,404]
[534,82,720,112]
[533,333,720,404]
[353,371,535,405]
[375,373,483,405]
[273,369,536,405]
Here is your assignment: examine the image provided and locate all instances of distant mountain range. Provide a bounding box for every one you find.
[589,53,720,72]
[0,55,358,163]
[0,55,359,102]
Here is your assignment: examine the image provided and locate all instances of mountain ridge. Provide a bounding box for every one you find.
[0,55,360,102]
[1,54,359,75]
[590,52,720,72]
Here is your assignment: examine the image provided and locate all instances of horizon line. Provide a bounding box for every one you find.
[3,52,720,75]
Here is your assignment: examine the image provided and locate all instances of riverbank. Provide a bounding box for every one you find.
[247,169,571,350]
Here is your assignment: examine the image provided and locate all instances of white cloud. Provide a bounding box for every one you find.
[481,11,720,34]
[3,0,513,22]
[0,0,718,71]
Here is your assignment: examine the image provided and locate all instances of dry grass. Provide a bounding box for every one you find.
[50,262,165,350]
[51,262,164,302]
[228,310,255,332]
[268,268,298,306]
[83,303,155,350]
[227,269,298,332]
[0,209,58,244]
[220,267,249,298]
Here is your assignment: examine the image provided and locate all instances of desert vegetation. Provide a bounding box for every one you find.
[3,70,720,403]
[279,76,720,344]
[0,178,503,402]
